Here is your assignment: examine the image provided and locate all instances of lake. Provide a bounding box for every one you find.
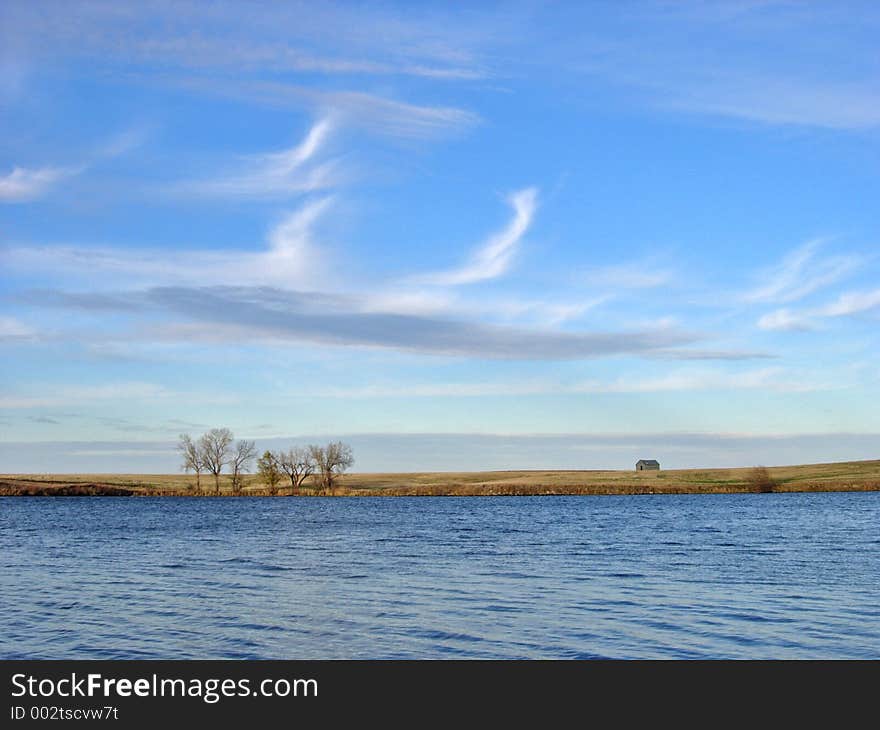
[1,493,878,659]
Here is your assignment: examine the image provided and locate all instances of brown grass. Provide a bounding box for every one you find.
[746,466,776,493]
[2,459,880,497]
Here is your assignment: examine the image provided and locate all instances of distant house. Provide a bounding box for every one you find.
[636,459,660,471]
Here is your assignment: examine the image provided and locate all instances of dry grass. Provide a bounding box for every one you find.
[2,459,880,496]
[746,466,776,493]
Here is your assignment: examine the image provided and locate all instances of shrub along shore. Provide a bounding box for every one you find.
[2,460,880,497]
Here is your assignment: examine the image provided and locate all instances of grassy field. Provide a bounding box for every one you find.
[2,459,879,496]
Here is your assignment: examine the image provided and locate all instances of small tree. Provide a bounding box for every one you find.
[230,439,257,495]
[177,433,204,492]
[278,446,316,494]
[747,466,775,493]
[310,441,354,494]
[200,428,234,494]
[257,451,282,495]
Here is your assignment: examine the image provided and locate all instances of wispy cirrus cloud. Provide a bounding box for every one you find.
[756,308,814,332]
[581,261,673,290]
[298,366,832,399]
[758,282,880,331]
[758,287,880,332]
[817,288,880,318]
[122,34,486,81]
[415,188,538,286]
[561,2,880,130]
[170,118,339,199]
[177,77,480,140]
[3,120,333,287]
[4,195,332,289]
[0,316,36,341]
[1,0,491,82]
[583,367,828,394]
[1,123,148,203]
[0,382,171,410]
[0,165,78,203]
[744,238,861,304]
[2,2,486,144]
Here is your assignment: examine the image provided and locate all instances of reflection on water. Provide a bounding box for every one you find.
[1,493,878,658]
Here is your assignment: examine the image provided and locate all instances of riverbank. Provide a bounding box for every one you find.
[2,459,879,496]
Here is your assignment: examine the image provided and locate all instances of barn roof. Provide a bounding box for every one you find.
[637,459,660,465]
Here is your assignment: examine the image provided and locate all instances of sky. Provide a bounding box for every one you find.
[1,0,879,472]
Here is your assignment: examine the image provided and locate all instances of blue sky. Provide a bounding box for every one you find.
[1,1,879,472]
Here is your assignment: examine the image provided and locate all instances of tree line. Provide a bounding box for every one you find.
[177,428,354,495]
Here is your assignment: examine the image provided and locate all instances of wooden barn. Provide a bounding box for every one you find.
[636,459,660,471]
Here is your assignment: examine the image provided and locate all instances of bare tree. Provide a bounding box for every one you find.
[278,447,316,494]
[200,428,234,494]
[230,439,257,495]
[257,450,282,495]
[310,441,354,494]
[177,433,204,492]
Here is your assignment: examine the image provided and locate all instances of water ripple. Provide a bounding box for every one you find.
[1,493,879,659]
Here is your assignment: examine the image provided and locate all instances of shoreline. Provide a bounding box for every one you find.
[3,487,879,498]
[2,459,879,497]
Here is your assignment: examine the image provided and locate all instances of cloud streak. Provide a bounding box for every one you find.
[658,73,880,131]
[562,3,880,130]
[2,0,490,83]
[298,366,831,399]
[4,196,332,289]
[179,78,480,140]
[0,165,77,202]
[0,382,171,409]
[0,316,36,341]
[417,188,538,286]
[171,118,338,198]
[21,284,701,361]
[758,287,880,331]
[148,285,698,360]
[744,239,860,304]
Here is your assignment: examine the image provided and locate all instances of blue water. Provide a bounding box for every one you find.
[1,493,878,659]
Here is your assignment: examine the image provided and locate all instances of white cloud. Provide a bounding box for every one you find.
[124,34,486,81]
[416,187,538,286]
[0,165,75,202]
[294,366,831,399]
[0,316,35,340]
[174,77,480,140]
[478,298,605,327]
[96,125,151,159]
[756,308,815,332]
[0,382,172,409]
[358,289,604,328]
[262,198,331,281]
[4,195,331,288]
[575,366,827,393]
[568,3,880,131]
[744,238,860,304]
[817,288,880,318]
[1,125,148,203]
[3,1,490,83]
[65,448,177,457]
[586,367,822,394]
[24,284,701,361]
[659,73,880,131]
[757,287,880,331]
[172,118,338,198]
[357,290,458,317]
[582,262,673,290]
